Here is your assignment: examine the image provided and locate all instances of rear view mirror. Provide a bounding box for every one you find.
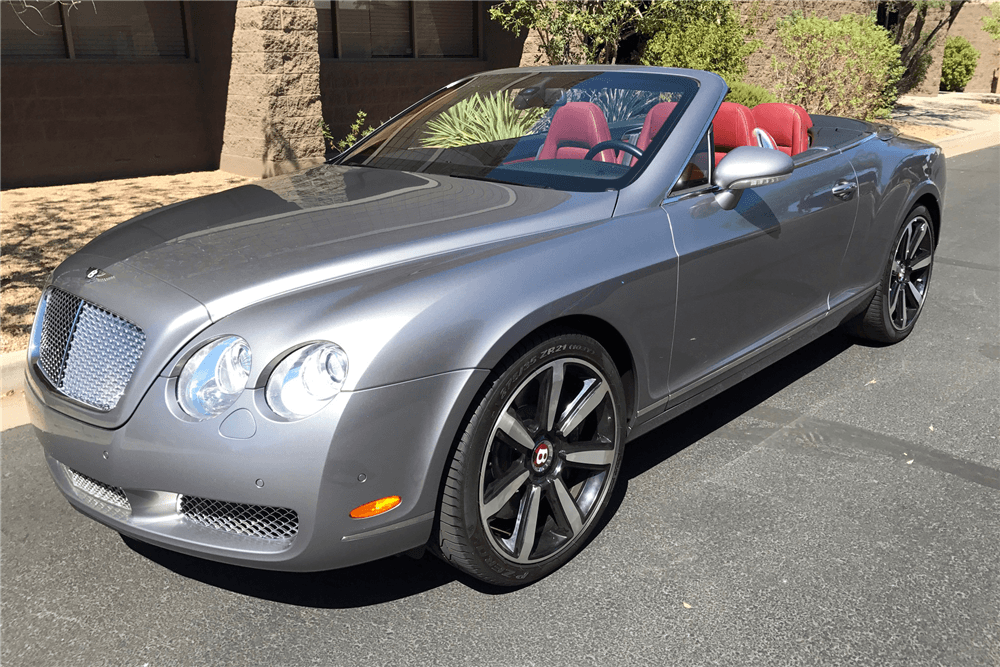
[713,146,794,210]
[513,78,565,109]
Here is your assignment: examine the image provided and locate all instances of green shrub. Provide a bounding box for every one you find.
[725,81,778,108]
[421,92,544,148]
[320,109,377,153]
[771,13,904,120]
[940,35,980,91]
[982,4,1000,42]
[640,0,760,84]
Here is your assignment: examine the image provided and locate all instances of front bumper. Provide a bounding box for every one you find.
[27,365,487,571]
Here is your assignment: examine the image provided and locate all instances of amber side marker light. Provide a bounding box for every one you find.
[350,496,401,519]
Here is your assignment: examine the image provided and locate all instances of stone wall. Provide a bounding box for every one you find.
[220,0,326,178]
[948,1,1000,93]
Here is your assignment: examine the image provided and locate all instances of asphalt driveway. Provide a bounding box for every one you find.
[2,147,997,667]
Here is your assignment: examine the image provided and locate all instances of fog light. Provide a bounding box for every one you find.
[349,496,401,519]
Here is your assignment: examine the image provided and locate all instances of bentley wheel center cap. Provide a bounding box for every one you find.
[531,441,553,473]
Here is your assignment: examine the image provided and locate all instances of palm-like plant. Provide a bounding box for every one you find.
[421,92,545,148]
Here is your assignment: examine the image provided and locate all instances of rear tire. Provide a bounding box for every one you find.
[434,332,626,586]
[849,205,935,344]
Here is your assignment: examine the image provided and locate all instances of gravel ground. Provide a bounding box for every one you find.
[0,170,254,353]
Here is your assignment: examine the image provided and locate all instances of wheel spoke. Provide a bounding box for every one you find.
[889,282,902,322]
[897,226,911,264]
[556,379,609,437]
[907,280,924,306]
[537,360,565,433]
[482,467,530,519]
[512,484,542,562]
[497,409,536,453]
[910,252,932,271]
[550,478,583,536]
[562,440,616,468]
[900,290,909,327]
[907,222,927,259]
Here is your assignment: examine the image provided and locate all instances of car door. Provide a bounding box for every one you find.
[665,139,859,404]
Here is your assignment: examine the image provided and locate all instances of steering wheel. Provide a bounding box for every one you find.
[585,140,643,161]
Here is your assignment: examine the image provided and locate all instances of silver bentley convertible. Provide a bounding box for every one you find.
[26,66,944,586]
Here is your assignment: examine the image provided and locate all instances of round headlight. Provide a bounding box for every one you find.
[177,336,252,420]
[266,342,349,420]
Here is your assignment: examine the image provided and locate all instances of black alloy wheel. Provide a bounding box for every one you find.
[434,332,626,586]
[850,205,935,344]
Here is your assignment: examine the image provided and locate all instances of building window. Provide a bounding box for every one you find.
[316,1,479,59]
[1,1,67,58]
[1,1,188,60]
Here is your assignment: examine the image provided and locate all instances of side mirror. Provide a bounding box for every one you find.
[713,146,794,211]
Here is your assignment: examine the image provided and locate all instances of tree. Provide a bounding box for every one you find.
[6,0,91,35]
[489,0,760,77]
[488,0,648,65]
[882,1,964,94]
[983,4,1000,41]
[638,0,760,84]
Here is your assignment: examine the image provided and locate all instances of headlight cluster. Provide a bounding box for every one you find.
[177,336,252,420]
[266,342,349,420]
[176,338,348,421]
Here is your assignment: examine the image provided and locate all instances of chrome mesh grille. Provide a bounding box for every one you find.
[61,464,132,522]
[36,288,145,411]
[179,496,299,541]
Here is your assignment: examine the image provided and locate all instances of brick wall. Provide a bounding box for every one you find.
[0,2,235,189]
[0,62,211,189]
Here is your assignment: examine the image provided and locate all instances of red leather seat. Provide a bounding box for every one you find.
[538,102,616,162]
[636,102,677,151]
[751,103,812,156]
[712,102,756,166]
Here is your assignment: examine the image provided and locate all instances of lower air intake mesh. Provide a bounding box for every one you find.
[179,496,299,541]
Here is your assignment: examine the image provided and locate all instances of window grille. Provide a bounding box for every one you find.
[72,2,186,59]
[0,1,187,60]
[1,1,68,59]
[316,0,479,59]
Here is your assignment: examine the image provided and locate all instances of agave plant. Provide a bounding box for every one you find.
[566,88,661,124]
[421,92,545,148]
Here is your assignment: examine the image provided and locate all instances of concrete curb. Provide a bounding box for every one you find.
[1,350,26,396]
[935,127,1000,157]
[1,350,29,431]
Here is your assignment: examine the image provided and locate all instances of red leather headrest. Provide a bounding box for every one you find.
[751,103,812,155]
[636,102,677,150]
[713,102,756,151]
[538,102,615,162]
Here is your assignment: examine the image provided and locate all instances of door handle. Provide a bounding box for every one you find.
[832,181,857,200]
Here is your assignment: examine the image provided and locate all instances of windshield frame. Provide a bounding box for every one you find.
[332,68,702,193]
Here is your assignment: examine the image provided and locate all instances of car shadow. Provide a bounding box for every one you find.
[124,330,856,607]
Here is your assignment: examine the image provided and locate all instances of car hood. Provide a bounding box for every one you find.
[72,165,616,320]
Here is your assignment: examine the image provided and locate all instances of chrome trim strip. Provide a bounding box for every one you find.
[340,511,435,542]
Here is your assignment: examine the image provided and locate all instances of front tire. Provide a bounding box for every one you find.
[850,205,935,344]
[434,332,626,586]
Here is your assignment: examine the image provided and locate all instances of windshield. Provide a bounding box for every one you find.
[335,70,699,192]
